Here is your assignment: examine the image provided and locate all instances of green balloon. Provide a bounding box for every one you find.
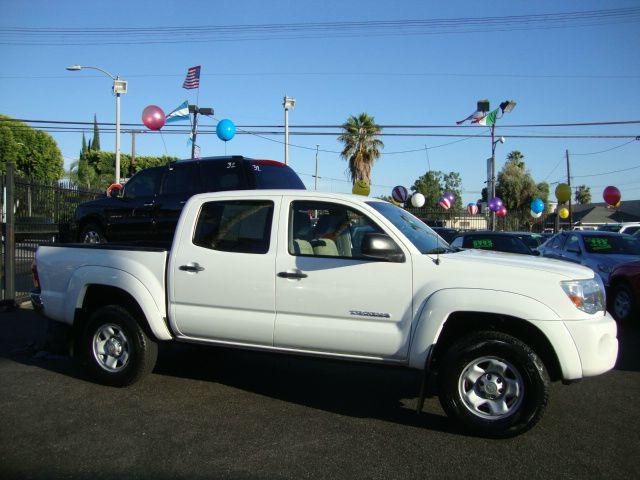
[555,183,571,203]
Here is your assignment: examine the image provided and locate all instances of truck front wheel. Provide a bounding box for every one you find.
[82,305,158,387]
[438,331,549,438]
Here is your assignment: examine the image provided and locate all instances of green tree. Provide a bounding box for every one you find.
[81,131,88,157]
[410,170,463,209]
[92,114,101,151]
[495,150,549,226]
[0,115,64,181]
[575,185,592,204]
[338,113,384,186]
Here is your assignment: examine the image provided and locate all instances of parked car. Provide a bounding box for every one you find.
[511,232,547,251]
[450,231,538,255]
[597,222,640,235]
[608,260,640,322]
[72,156,305,243]
[537,231,640,287]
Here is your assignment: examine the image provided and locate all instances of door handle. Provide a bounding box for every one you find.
[179,263,205,273]
[143,203,154,207]
[278,271,308,279]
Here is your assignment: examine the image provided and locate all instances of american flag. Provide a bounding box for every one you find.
[182,65,201,89]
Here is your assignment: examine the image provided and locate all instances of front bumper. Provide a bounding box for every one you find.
[564,312,618,377]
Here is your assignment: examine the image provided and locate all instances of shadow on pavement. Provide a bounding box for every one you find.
[1,305,456,435]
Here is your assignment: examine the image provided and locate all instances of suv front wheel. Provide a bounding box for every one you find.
[81,223,106,244]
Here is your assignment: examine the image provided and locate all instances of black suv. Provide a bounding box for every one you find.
[73,155,305,243]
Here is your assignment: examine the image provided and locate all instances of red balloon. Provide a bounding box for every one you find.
[496,206,508,217]
[142,105,165,130]
[602,186,621,207]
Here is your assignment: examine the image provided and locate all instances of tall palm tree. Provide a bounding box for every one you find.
[338,113,384,185]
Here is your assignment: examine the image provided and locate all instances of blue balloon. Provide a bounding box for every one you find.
[216,119,236,141]
[531,198,544,214]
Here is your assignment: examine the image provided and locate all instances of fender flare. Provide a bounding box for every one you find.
[408,288,565,370]
[64,266,173,341]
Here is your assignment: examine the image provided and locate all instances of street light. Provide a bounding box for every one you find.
[66,65,127,184]
[283,96,296,165]
[487,100,516,230]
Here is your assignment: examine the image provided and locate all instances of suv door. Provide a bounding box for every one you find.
[154,162,201,241]
[106,166,164,241]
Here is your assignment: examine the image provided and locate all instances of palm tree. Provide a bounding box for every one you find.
[575,185,592,204]
[338,113,384,186]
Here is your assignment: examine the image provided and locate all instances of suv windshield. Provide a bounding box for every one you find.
[367,201,454,254]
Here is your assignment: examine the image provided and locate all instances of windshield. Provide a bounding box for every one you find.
[367,201,454,254]
[583,235,640,255]
[517,233,545,249]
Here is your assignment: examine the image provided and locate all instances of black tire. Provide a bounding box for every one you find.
[611,282,637,323]
[82,305,158,387]
[438,331,550,438]
[80,223,106,244]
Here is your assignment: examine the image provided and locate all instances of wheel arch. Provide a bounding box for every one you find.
[428,311,562,382]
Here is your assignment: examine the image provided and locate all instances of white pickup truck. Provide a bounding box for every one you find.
[32,190,618,437]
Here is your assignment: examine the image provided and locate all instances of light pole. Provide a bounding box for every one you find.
[283,96,296,165]
[66,65,127,184]
[314,144,320,191]
[485,99,516,230]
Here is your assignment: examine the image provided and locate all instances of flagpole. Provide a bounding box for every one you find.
[191,109,198,159]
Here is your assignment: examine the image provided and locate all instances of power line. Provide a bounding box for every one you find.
[2,8,638,46]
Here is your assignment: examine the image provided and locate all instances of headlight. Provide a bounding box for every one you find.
[597,264,613,273]
[561,278,605,314]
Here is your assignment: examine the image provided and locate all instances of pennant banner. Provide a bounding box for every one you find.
[165,100,189,123]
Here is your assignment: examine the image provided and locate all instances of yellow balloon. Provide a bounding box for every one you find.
[352,180,370,196]
[614,201,621,208]
[391,199,401,206]
[559,207,569,219]
[555,183,571,203]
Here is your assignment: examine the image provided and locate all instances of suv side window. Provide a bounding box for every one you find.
[200,160,247,192]
[289,201,384,259]
[193,200,274,254]
[565,234,581,253]
[123,167,163,199]
[161,163,200,195]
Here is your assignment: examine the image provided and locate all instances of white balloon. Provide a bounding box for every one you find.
[530,209,542,218]
[411,193,425,208]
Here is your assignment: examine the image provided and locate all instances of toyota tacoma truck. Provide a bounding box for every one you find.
[32,190,618,437]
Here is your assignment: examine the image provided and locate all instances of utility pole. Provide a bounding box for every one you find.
[314,145,320,191]
[566,149,572,230]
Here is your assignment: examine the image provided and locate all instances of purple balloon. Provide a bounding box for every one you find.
[489,197,503,212]
[444,192,455,203]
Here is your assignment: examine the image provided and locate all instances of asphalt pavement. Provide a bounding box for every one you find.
[1,305,639,480]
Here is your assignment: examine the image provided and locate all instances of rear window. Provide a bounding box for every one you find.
[247,160,306,189]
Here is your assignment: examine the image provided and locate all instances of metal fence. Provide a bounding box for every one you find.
[1,162,101,304]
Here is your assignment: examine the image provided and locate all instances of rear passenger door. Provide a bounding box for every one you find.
[168,195,279,346]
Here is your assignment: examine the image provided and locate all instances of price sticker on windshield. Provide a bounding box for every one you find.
[473,239,493,249]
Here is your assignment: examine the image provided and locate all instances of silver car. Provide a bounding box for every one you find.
[538,231,640,287]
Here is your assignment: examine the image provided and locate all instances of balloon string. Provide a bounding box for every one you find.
[159,130,168,156]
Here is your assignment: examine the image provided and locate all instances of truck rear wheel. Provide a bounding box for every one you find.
[438,331,549,438]
[82,305,158,387]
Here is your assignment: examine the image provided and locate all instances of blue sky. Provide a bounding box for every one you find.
[1,0,639,206]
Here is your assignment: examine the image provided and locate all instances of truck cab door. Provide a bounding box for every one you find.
[274,198,413,360]
[168,196,279,346]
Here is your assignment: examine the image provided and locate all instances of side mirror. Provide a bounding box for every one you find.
[360,233,405,262]
[567,246,581,255]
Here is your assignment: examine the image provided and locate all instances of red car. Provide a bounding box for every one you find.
[608,260,640,322]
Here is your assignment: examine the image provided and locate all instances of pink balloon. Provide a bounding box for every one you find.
[496,206,508,217]
[142,105,166,130]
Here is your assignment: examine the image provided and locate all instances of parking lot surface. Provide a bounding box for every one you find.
[1,306,639,479]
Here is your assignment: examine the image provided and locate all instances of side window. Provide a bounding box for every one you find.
[549,235,565,250]
[565,235,580,252]
[161,163,199,195]
[451,237,463,248]
[193,200,274,254]
[200,160,247,192]
[123,168,162,199]
[289,201,384,259]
